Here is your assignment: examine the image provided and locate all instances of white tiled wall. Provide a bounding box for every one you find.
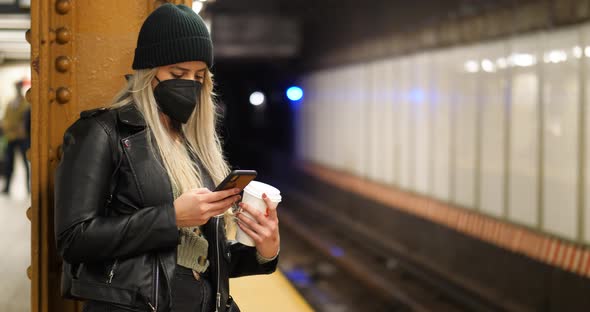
[390,60,402,185]
[453,47,479,208]
[297,23,590,243]
[507,35,541,228]
[541,29,580,239]
[354,65,368,177]
[383,60,396,185]
[479,42,508,218]
[398,59,412,190]
[367,61,385,183]
[413,54,431,195]
[431,51,452,202]
[367,60,396,185]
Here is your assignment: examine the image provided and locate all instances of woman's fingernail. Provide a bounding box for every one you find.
[262,193,267,199]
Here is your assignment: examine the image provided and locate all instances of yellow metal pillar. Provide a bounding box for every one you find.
[28,1,191,311]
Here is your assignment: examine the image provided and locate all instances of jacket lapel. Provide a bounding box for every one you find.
[117,103,146,128]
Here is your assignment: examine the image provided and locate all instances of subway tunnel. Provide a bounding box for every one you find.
[2,0,590,311]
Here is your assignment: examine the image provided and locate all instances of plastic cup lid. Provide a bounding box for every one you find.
[244,180,282,202]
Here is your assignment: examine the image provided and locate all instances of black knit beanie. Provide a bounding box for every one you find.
[132,3,213,69]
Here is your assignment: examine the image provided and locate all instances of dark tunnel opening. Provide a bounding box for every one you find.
[213,60,300,180]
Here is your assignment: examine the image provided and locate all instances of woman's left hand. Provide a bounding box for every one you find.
[236,193,280,259]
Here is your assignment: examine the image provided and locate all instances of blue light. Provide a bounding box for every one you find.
[409,88,425,104]
[284,268,312,287]
[287,86,303,101]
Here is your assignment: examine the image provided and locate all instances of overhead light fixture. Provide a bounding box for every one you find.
[249,91,265,106]
[481,59,496,72]
[464,60,479,73]
[543,50,567,64]
[573,46,583,58]
[509,53,536,67]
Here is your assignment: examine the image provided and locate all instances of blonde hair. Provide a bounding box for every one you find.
[110,68,234,227]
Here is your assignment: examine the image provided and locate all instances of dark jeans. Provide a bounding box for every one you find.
[82,266,214,312]
[2,138,30,193]
[170,266,214,312]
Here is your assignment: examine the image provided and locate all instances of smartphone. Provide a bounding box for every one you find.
[214,170,257,192]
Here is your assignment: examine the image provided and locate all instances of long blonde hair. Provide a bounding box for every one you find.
[110,68,234,225]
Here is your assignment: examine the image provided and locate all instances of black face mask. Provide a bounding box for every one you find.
[153,76,202,125]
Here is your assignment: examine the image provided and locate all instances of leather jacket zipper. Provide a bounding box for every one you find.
[144,296,156,312]
[215,217,221,312]
[107,258,158,311]
[151,256,160,311]
[142,256,160,312]
[106,259,118,284]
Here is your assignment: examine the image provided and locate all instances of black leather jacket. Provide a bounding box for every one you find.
[54,103,278,311]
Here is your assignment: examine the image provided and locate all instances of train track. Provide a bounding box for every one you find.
[277,183,526,312]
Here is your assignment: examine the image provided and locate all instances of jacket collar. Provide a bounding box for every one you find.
[117,103,146,128]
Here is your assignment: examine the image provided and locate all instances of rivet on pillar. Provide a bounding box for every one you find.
[55,56,72,73]
[56,27,72,44]
[26,207,32,221]
[55,0,72,15]
[56,87,71,104]
[25,88,32,103]
[25,29,31,44]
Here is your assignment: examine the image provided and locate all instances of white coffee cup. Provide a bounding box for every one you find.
[236,180,282,247]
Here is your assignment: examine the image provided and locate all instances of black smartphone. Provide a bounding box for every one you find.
[214,170,257,192]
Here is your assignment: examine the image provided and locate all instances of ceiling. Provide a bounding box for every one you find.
[205,0,521,24]
[203,0,526,62]
[0,0,528,64]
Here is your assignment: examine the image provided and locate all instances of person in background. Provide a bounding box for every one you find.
[1,80,31,195]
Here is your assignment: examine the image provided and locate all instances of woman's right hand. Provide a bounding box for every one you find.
[174,187,241,227]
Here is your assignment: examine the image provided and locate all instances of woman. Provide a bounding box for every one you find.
[54,4,280,312]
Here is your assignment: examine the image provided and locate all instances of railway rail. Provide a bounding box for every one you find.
[277,183,528,312]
